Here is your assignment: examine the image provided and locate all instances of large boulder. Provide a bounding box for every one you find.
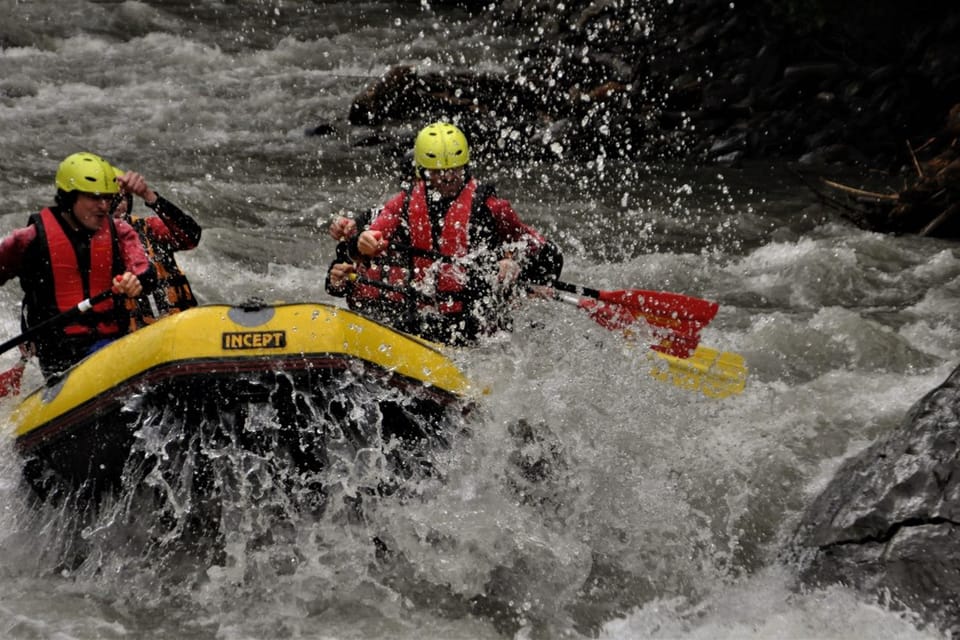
[791,363,960,635]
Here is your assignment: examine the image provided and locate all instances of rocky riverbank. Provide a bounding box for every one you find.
[344,0,960,235]
[350,0,959,173]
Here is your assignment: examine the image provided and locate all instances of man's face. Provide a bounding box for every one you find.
[426,167,465,198]
[72,192,112,231]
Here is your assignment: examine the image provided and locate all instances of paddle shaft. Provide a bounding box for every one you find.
[385,244,715,319]
[0,289,115,357]
[354,241,718,355]
[357,276,746,397]
[551,280,603,299]
[355,243,743,393]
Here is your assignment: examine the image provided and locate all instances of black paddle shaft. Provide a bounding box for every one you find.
[550,280,602,299]
[0,289,115,356]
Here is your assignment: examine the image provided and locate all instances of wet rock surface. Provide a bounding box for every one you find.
[789,363,960,636]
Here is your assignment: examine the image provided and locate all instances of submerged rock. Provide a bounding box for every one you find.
[790,362,960,636]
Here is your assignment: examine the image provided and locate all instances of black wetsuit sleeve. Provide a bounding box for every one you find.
[473,189,563,285]
[521,239,563,285]
[138,263,159,294]
[148,194,202,246]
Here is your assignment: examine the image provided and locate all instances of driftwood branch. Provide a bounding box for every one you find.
[919,202,960,237]
[913,136,938,154]
[820,178,899,201]
[797,105,959,238]
[906,140,924,179]
[791,169,879,229]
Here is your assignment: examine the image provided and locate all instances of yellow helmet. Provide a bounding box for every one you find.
[55,152,120,195]
[413,122,470,173]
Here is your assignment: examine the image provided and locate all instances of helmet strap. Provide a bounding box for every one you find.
[59,207,81,232]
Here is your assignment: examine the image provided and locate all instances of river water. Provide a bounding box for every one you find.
[0,1,956,638]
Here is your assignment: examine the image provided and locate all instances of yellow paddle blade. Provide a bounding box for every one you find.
[649,345,748,399]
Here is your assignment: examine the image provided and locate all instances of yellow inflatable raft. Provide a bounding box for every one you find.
[10,300,475,499]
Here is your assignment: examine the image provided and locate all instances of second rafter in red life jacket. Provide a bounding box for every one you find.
[353,179,478,315]
[335,175,561,346]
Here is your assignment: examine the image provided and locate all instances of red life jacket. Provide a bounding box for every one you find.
[354,179,477,314]
[38,207,120,336]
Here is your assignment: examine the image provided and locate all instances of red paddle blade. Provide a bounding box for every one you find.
[580,290,719,358]
[597,289,719,327]
[577,298,637,331]
[0,361,26,397]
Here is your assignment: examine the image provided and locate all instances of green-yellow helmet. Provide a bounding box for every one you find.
[414,122,470,173]
[55,152,120,195]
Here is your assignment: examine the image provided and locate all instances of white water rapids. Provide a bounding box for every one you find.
[0,1,957,638]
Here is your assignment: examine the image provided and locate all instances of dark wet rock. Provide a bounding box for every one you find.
[708,132,747,158]
[348,65,426,127]
[701,78,749,115]
[751,45,782,88]
[712,150,743,166]
[340,0,960,185]
[798,144,864,168]
[789,363,960,636]
[782,63,845,85]
[304,123,335,137]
